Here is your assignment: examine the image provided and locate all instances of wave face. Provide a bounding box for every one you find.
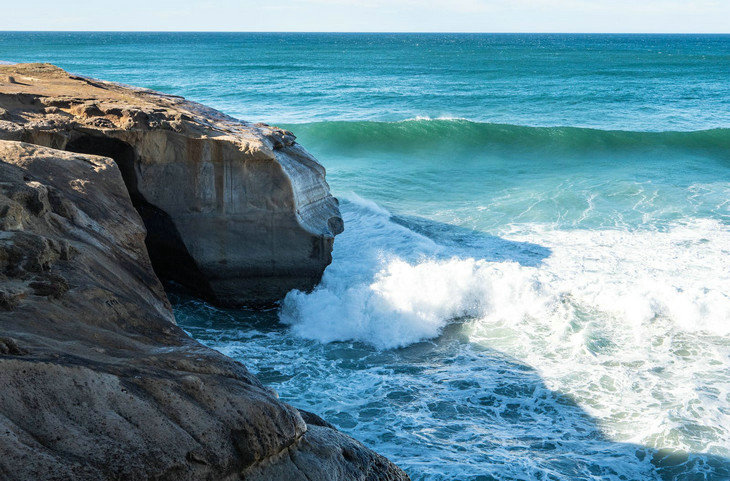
[285,119,730,233]
[285,119,730,157]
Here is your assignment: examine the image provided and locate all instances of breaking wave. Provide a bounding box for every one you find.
[281,195,730,349]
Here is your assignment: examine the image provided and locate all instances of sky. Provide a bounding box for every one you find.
[2,0,729,33]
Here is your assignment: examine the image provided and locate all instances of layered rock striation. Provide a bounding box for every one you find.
[0,140,407,480]
[0,63,343,307]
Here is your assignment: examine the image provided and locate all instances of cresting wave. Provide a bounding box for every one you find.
[284,118,730,156]
[281,195,730,349]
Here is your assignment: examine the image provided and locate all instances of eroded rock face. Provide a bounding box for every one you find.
[0,63,343,306]
[0,140,408,481]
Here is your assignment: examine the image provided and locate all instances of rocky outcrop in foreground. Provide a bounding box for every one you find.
[0,63,343,307]
[0,140,407,480]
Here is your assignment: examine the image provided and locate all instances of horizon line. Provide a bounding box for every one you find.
[1,30,729,35]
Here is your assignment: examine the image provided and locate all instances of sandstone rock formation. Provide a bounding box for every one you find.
[0,63,343,307]
[0,140,407,480]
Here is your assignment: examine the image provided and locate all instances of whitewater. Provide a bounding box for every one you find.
[8,32,728,480]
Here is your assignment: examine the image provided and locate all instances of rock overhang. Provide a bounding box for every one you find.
[0,63,344,306]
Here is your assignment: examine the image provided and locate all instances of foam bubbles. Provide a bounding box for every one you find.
[282,197,730,349]
[283,256,541,349]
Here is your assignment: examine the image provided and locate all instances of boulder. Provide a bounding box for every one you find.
[0,63,343,306]
[0,140,407,481]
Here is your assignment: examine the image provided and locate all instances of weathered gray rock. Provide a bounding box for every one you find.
[0,63,343,306]
[0,140,408,481]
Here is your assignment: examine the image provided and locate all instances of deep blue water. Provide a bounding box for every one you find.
[1,32,729,129]
[3,33,729,480]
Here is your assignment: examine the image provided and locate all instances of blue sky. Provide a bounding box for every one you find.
[3,0,729,32]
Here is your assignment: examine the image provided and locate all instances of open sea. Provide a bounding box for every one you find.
[2,32,728,480]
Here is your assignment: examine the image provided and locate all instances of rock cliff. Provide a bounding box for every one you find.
[0,140,407,480]
[0,63,343,307]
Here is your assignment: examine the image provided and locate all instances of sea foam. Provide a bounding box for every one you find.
[281,195,730,349]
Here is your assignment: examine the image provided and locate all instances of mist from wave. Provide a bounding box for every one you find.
[282,195,730,349]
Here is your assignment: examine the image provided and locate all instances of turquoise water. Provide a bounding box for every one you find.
[3,33,729,480]
[2,33,729,130]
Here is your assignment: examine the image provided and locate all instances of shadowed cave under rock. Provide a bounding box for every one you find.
[65,135,215,300]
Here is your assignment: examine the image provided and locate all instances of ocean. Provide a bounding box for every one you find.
[2,32,728,480]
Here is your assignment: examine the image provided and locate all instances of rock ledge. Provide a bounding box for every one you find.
[0,63,343,306]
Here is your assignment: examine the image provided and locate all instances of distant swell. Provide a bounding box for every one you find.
[284,119,730,156]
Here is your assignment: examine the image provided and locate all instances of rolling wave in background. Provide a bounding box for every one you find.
[285,119,730,156]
